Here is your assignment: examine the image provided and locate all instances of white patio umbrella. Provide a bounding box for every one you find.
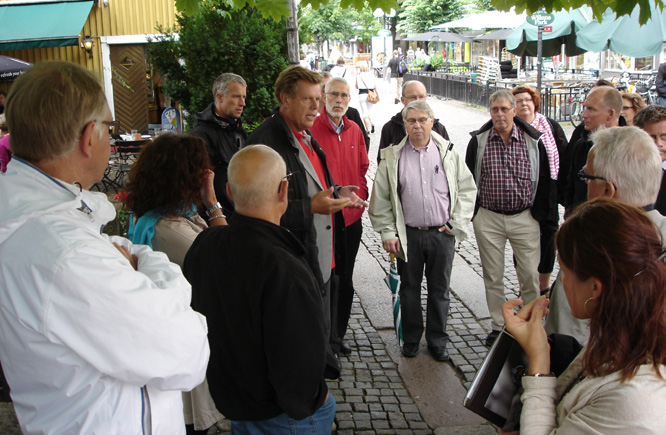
[432,9,527,30]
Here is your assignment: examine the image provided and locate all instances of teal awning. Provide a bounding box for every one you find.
[0,0,94,51]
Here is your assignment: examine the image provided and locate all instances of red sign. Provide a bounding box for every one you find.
[544,26,553,32]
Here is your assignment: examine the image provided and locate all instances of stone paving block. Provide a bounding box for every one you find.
[409,421,430,430]
[380,395,399,404]
[400,404,419,413]
[336,412,352,421]
[364,395,380,403]
[353,411,371,420]
[383,403,401,413]
[355,419,373,430]
[370,411,388,419]
[337,420,355,430]
[372,420,391,430]
[346,395,364,403]
[336,402,352,412]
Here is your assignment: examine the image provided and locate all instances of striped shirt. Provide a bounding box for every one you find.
[478,124,533,212]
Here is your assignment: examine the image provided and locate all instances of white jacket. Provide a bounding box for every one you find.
[369,132,477,262]
[0,159,209,434]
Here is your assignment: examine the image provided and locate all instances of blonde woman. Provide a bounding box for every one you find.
[356,61,377,133]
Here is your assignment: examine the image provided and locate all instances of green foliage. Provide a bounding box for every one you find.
[146,4,288,128]
[492,0,663,26]
[429,52,445,70]
[176,0,399,19]
[299,0,381,43]
[397,0,464,34]
[411,57,426,69]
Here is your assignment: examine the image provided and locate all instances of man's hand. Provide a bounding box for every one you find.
[438,225,452,235]
[311,187,351,215]
[338,185,369,209]
[382,238,401,253]
[113,243,138,270]
[200,169,218,208]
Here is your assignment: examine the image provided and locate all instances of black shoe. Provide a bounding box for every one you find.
[371,125,375,133]
[485,330,501,347]
[428,346,450,362]
[402,343,419,357]
[339,340,352,356]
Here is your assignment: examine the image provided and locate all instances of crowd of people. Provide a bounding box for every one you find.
[0,59,664,434]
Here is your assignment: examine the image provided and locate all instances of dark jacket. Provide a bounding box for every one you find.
[465,116,557,223]
[377,111,450,163]
[561,117,627,213]
[656,62,666,98]
[245,108,336,288]
[189,103,247,215]
[183,213,328,421]
[346,106,370,151]
[656,169,666,215]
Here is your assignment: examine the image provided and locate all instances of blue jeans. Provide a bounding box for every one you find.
[231,394,336,434]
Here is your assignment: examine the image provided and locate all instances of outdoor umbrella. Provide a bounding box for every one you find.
[0,55,31,82]
[432,9,527,30]
[506,7,592,57]
[473,28,514,41]
[576,0,666,57]
[383,253,403,347]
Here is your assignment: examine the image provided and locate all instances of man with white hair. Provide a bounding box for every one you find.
[370,100,476,361]
[184,145,334,433]
[310,77,369,356]
[0,61,209,433]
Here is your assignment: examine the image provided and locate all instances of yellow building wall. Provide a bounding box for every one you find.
[0,0,177,79]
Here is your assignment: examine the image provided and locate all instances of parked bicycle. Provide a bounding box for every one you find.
[634,74,657,105]
[568,83,592,127]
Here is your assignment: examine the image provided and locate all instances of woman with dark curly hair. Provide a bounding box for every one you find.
[501,198,666,434]
[126,133,227,434]
[126,133,227,267]
[511,86,568,295]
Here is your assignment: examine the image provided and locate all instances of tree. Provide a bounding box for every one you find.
[492,0,662,25]
[299,1,381,47]
[397,0,463,34]
[147,4,288,129]
[175,0,399,19]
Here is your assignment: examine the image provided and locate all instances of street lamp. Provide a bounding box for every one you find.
[80,35,94,59]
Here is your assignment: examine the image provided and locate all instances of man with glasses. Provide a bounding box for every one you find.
[0,61,209,433]
[310,77,369,357]
[183,145,335,434]
[246,66,367,361]
[377,80,450,163]
[465,89,556,347]
[369,101,476,361]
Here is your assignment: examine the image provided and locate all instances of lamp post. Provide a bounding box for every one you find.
[80,35,94,59]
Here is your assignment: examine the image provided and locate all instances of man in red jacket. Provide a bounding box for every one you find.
[310,77,369,356]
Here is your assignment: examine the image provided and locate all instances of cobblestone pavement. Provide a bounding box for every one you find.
[329,88,572,433]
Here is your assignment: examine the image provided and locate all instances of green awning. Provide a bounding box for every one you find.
[0,0,94,51]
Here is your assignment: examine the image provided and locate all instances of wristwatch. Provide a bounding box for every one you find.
[206,202,222,216]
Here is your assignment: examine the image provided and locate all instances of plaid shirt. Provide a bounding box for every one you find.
[478,124,533,211]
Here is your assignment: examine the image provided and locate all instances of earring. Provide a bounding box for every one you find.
[584,297,595,316]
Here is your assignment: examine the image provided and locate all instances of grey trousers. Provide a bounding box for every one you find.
[397,227,455,347]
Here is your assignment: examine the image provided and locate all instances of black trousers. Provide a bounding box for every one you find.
[334,214,363,340]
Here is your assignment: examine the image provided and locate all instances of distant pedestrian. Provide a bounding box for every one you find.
[387,50,406,103]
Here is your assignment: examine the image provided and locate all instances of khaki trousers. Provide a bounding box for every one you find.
[473,207,540,330]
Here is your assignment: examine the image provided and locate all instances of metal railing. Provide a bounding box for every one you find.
[405,71,592,125]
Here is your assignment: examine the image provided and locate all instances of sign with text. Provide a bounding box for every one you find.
[526,11,555,27]
[544,26,553,32]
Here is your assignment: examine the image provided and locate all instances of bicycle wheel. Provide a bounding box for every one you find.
[569,102,582,127]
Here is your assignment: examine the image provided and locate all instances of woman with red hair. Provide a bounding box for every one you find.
[503,198,666,433]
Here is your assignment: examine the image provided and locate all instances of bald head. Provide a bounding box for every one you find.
[401,81,427,106]
[227,145,287,220]
[582,87,622,131]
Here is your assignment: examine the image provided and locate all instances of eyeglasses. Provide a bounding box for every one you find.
[277,172,294,193]
[403,95,426,101]
[622,106,635,111]
[516,98,533,105]
[578,168,608,184]
[405,117,431,126]
[490,106,513,114]
[326,91,350,100]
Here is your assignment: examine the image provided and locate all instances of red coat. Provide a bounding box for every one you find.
[310,110,369,226]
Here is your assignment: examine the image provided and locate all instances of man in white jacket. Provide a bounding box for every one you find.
[369,100,476,362]
[0,61,209,434]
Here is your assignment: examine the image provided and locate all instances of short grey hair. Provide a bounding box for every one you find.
[489,89,516,108]
[228,145,286,211]
[324,76,349,93]
[402,100,434,123]
[588,86,623,120]
[590,126,661,206]
[7,61,108,161]
[212,73,246,99]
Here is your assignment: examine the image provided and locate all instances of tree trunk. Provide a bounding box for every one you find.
[286,0,299,65]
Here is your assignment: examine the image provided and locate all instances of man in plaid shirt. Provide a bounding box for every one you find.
[465,89,557,347]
